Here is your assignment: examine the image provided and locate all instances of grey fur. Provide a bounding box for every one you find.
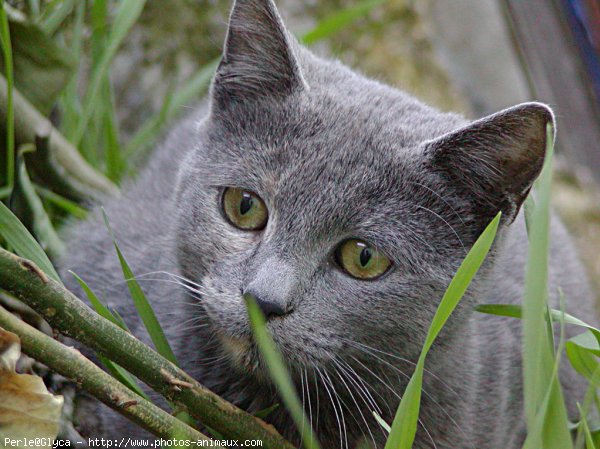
[59,1,595,448]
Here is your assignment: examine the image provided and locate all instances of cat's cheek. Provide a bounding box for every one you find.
[195,261,252,329]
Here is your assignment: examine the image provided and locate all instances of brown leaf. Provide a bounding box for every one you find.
[0,327,63,447]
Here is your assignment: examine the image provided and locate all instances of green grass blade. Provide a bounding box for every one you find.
[422,215,501,352]
[521,124,572,448]
[102,81,123,181]
[577,403,598,449]
[523,194,535,237]
[70,270,148,399]
[89,0,124,178]
[73,0,146,147]
[574,371,600,448]
[40,0,75,35]
[69,270,128,331]
[522,299,568,449]
[477,304,600,340]
[245,295,321,449]
[58,0,84,142]
[123,60,218,160]
[566,334,600,385]
[102,209,178,366]
[254,403,279,420]
[521,376,560,449]
[98,353,149,400]
[477,303,600,392]
[384,212,501,449]
[373,411,391,433]
[16,159,65,258]
[109,308,131,333]
[26,0,40,18]
[522,362,568,449]
[0,1,15,197]
[301,0,386,45]
[34,185,88,219]
[0,200,61,283]
[90,0,108,65]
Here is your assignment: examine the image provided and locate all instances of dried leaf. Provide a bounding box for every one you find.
[0,327,63,446]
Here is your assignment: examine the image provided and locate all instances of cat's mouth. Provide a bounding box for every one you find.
[217,326,298,379]
[218,332,262,374]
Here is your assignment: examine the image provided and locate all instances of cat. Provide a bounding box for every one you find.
[58,0,596,448]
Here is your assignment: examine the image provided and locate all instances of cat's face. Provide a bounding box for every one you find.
[174,0,552,378]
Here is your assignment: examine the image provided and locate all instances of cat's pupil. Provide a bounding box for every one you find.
[359,247,372,267]
[239,193,254,215]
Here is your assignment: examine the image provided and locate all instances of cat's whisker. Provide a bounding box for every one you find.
[414,204,466,253]
[419,419,439,449]
[334,358,383,417]
[169,321,211,334]
[156,271,205,289]
[303,366,314,442]
[344,356,439,449]
[409,181,467,227]
[346,353,443,449]
[391,222,438,254]
[312,365,321,434]
[394,370,472,448]
[168,314,204,328]
[108,275,210,298]
[299,369,306,448]
[194,354,230,370]
[316,367,344,449]
[348,354,401,401]
[341,338,459,397]
[347,350,470,447]
[128,270,210,294]
[161,309,210,330]
[332,361,378,449]
[323,369,350,449]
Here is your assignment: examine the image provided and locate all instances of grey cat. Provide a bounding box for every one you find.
[59,0,596,448]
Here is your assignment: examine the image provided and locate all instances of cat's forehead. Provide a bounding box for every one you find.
[206,100,406,189]
[222,57,462,149]
[204,79,463,194]
[204,101,427,221]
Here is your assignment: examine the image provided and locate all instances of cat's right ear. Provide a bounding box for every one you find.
[423,102,554,225]
[211,0,307,107]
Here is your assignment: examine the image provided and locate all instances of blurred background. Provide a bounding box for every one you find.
[0,0,599,295]
[1,0,599,444]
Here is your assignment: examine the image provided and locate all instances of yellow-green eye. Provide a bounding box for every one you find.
[335,239,391,280]
[222,187,268,230]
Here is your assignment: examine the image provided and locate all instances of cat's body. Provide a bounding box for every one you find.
[59,1,595,448]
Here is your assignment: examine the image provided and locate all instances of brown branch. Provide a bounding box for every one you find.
[0,305,210,443]
[0,73,119,198]
[0,247,295,449]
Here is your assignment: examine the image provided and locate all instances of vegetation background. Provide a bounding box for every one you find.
[1,0,600,448]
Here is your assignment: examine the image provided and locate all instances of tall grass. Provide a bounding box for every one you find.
[0,0,14,199]
[1,1,599,448]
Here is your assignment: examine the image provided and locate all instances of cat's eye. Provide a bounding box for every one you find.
[222,187,268,231]
[335,239,391,280]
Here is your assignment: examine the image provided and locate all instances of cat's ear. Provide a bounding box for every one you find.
[424,102,554,223]
[212,0,306,106]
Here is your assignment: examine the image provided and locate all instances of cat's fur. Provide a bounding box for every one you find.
[59,1,596,448]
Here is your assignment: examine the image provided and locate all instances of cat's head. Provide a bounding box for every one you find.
[174,0,553,376]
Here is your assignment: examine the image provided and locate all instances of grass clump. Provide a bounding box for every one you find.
[0,1,599,448]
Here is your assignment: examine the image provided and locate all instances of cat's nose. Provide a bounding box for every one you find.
[243,290,287,319]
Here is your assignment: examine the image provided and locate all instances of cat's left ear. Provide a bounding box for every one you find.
[424,102,554,223]
[211,0,307,107]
